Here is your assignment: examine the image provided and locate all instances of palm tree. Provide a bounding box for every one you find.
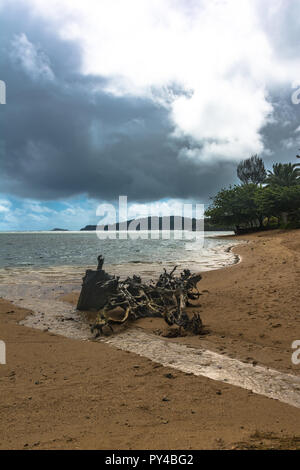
[266,163,300,187]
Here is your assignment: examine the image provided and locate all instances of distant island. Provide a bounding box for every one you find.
[80,216,233,231]
[51,228,69,231]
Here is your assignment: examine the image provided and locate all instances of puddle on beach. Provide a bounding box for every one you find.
[3,240,300,409]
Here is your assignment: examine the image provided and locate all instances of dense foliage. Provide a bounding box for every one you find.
[206,155,300,233]
[237,154,266,185]
[265,163,300,187]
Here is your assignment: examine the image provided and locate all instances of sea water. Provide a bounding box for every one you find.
[0,230,238,271]
[0,230,240,335]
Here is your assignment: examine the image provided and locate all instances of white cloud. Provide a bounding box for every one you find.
[10,0,300,162]
[10,33,55,81]
[96,198,203,226]
[0,196,205,231]
[128,199,191,220]
[0,199,11,213]
[0,196,100,231]
[24,203,56,214]
[0,205,10,213]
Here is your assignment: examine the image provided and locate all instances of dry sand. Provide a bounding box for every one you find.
[0,229,299,449]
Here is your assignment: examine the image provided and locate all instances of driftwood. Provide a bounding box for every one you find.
[77,255,114,310]
[77,256,203,336]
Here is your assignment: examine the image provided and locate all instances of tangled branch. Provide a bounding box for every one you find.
[77,256,203,337]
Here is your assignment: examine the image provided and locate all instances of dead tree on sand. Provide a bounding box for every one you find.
[77,257,203,337]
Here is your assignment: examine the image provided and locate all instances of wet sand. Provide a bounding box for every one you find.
[64,229,300,375]
[0,229,300,449]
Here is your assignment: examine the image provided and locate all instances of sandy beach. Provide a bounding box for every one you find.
[0,229,300,449]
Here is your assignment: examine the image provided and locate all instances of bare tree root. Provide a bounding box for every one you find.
[77,256,203,337]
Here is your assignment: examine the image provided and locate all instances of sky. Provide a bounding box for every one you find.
[1,0,300,230]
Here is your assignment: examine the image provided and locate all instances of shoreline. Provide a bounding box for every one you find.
[0,236,241,340]
[0,229,300,449]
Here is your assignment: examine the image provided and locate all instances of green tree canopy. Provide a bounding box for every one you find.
[266,163,300,187]
[205,184,264,231]
[237,155,266,185]
[206,155,300,233]
[255,184,300,219]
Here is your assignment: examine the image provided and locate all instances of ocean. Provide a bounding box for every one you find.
[0,231,240,337]
[0,230,238,272]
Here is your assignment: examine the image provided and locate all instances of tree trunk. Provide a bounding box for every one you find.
[281,212,288,225]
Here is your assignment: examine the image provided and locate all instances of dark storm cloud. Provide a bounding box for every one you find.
[0,2,239,205]
[259,87,300,168]
[0,2,298,208]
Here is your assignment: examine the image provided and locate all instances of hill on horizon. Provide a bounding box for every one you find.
[80,216,233,231]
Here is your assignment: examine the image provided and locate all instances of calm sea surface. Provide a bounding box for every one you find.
[0,231,238,273]
[0,230,240,337]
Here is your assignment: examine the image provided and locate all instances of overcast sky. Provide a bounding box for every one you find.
[1,0,300,230]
